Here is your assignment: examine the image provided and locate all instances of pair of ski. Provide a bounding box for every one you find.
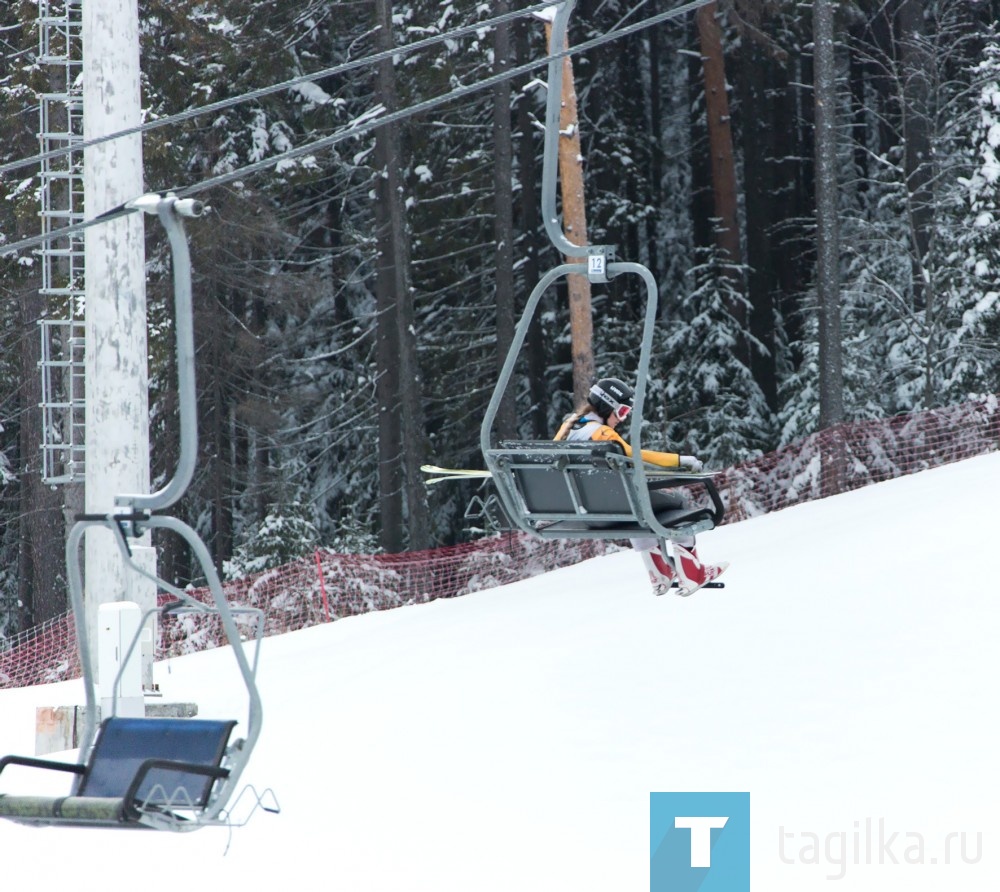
[662,580,725,596]
[421,464,492,485]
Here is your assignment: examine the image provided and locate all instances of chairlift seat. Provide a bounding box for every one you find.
[485,440,724,541]
[0,716,236,829]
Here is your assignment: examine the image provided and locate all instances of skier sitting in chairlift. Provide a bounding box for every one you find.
[554,377,728,596]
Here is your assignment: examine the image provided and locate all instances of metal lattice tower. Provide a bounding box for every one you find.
[38,0,86,484]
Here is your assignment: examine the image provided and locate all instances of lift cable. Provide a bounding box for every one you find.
[0,0,712,258]
[0,1,555,181]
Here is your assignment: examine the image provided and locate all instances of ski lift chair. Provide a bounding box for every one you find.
[481,260,727,546]
[479,0,726,549]
[0,717,236,829]
[486,440,724,542]
[0,195,269,832]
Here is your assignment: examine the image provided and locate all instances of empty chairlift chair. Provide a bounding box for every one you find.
[0,195,268,832]
[0,718,237,830]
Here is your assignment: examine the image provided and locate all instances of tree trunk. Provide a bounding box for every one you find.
[545,19,594,406]
[696,2,748,370]
[397,294,431,551]
[696,3,742,274]
[739,40,777,411]
[373,0,405,554]
[373,0,430,552]
[646,4,663,278]
[688,16,715,261]
[516,21,548,437]
[493,0,517,440]
[860,5,896,157]
[619,37,642,269]
[848,19,869,188]
[205,311,233,577]
[774,58,808,365]
[897,0,933,312]
[813,0,846,493]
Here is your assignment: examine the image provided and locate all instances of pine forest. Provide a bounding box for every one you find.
[1,0,1000,635]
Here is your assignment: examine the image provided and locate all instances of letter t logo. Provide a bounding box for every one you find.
[675,816,729,867]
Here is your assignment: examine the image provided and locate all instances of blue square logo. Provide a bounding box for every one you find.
[650,792,750,892]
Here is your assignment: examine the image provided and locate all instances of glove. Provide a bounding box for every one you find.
[678,455,703,473]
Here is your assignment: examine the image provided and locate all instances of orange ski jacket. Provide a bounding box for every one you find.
[553,411,682,469]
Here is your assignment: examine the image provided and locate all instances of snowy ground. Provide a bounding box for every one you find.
[1,452,997,890]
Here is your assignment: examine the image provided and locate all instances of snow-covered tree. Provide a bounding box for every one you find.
[662,249,771,467]
[947,36,1000,398]
[6,0,1000,620]
[224,499,320,580]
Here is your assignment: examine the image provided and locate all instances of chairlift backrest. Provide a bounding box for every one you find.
[496,441,635,520]
[0,716,238,829]
[81,717,236,806]
[486,440,723,541]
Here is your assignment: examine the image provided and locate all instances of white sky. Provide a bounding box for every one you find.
[1,452,998,891]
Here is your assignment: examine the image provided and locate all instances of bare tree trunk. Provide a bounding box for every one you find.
[516,22,548,437]
[373,0,430,552]
[493,0,517,440]
[898,0,933,304]
[373,0,405,554]
[696,3,742,274]
[204,313,233,577]
[688,16,715,258]
[813,0,845,493]
[696,2,750,373]
[397,299,431,551]
[897,0,936,409]
[646,1,663,277]
[739,40,778,412]
[545,19,594,406]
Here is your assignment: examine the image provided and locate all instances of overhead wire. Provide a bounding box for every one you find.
[0,1,555,181]
[1,0,713,257]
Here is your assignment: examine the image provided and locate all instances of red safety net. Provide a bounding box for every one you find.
[0,536,613,689]
[715,395,1000,522]
[2,393,998,690]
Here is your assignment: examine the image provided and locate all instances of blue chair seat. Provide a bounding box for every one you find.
[0,716,236,828]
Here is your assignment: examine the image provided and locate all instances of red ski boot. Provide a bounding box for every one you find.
[673,545,728,597]
[641,547,676,596]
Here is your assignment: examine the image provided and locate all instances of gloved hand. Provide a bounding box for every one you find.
[678,455,704,473]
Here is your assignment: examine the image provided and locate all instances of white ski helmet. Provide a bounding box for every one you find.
[588,377,634,422]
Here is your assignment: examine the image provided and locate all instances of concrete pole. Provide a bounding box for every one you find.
[82,0,156,691]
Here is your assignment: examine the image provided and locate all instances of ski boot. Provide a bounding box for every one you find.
[673,545,728,597]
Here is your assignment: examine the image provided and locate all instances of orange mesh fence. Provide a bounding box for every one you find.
[0,616,80,689]
[715,395,1000,522]
[0,536,612,689]
[154,534,611,661]
[2,394,998,690]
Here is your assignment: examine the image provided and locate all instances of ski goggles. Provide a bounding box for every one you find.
[592,383,632,421]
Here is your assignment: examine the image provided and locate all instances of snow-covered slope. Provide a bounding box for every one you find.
[2,453,997,890]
